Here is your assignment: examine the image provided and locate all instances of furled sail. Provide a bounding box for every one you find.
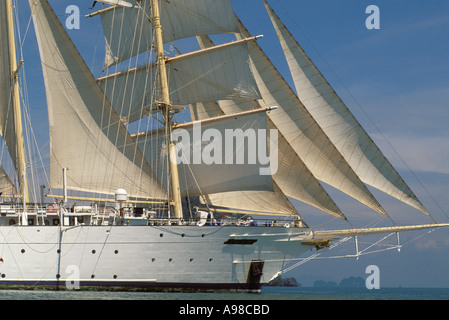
[95,0,239,68]
[235,20,387,217]
[29,0,167,199]
[135,109,274,198]
[0,2,17,174]
[263,0,428,215]
[98,40,260,123]
[0,2,19,195]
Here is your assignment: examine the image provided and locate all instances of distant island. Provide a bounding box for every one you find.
[314,276,365,288]
[266,275,300,287]
[265,275,366,288]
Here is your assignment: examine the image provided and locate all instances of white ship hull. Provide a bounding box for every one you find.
[0,225,313,291]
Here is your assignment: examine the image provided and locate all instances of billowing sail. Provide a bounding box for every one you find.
[135,109,274,198]
[264,0,428,215]
[98,40,260,123]
[189,100,299,216]
[189,36,344,219]
[202,181,298,215]
[193,99,345,219]
[96,0,239,68]
[235,20,387,217]
[29,0,167,199]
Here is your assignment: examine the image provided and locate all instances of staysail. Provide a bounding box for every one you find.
[29,0,167,199]
[263,0,428,215]
[234,19,387,217]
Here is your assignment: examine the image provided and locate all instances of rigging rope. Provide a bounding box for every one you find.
[272,0,447,223]
[277,228,440,276]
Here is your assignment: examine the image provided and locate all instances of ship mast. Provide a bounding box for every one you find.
[5,0,28,205]
[151,0,183,220]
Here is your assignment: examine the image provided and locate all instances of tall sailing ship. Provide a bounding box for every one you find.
[0,0,446,291]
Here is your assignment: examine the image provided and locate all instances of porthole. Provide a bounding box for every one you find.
[114,250,119,254]
[21,249,25,254]
[209,258,213,262]
[92,249,96,254]
[190,258,194,262]
[201,234,205,238]
[113,275,118,279]
[181,233,185,237]
[160,233,164,237]
[56,274,60,279]
[57,249,61,254]
[169,258,173,262]
[91,274,95,279]
[1,274,5,278]
[151,258,156,262]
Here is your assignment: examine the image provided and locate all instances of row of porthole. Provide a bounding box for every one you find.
[20,249,120,254]
[18,249,215,262]
[159,233,206,238]
[0,273,119,280]
[151,257,214,262]
[1,258,215,279]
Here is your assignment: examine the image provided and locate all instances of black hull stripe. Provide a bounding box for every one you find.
[0,280,264,292]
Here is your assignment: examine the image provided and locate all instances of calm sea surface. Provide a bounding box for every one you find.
[0,286,447,300]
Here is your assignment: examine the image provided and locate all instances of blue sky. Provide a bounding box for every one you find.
[17,0,449,287]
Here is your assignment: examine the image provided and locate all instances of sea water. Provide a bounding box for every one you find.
[0,287,445,319]
[0,286,448,300]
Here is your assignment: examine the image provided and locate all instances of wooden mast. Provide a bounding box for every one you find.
[151,0,183,220]
[5,0,28,205]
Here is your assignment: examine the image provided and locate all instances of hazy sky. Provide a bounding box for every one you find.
[18,0,449,287]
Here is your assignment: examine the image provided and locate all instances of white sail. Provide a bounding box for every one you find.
[29,0,166,199]
[203,181,298,215]
[235,20,387,217]
[190,101,225,121]
[0,2,17,172]
[190,35,345,219]
[135,110,274,198]
[98,41,260,123]
[263,0,428,215]
[189,101,299,216]
[97,0,239,68]
[0,2,20,195]
[95,0,133,7]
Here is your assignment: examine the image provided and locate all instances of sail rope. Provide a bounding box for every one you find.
[16,2,51,202]
[277,228,439,275]
[271,0,447,223]
[229,227,439,284]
